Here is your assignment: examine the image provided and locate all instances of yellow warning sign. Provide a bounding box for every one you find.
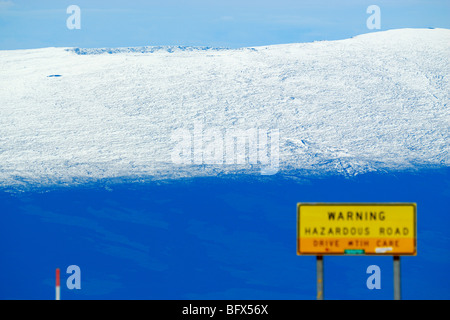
[297,203,416,255]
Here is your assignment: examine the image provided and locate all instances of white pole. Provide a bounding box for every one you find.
[56,268,60,300]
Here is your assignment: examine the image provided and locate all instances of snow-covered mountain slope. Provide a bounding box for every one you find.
[0,28,449,188]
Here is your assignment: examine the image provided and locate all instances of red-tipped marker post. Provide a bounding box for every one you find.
[55,268,60,300]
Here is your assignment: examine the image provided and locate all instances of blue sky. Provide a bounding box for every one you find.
[0,0,449,49]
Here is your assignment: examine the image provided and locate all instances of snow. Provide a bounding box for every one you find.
[0,28,449,188]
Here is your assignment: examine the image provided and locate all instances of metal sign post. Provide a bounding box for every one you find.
[316,256,324,300]
[393,256,401,300]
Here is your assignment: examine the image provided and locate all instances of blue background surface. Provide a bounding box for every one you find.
[1,168,449,299]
